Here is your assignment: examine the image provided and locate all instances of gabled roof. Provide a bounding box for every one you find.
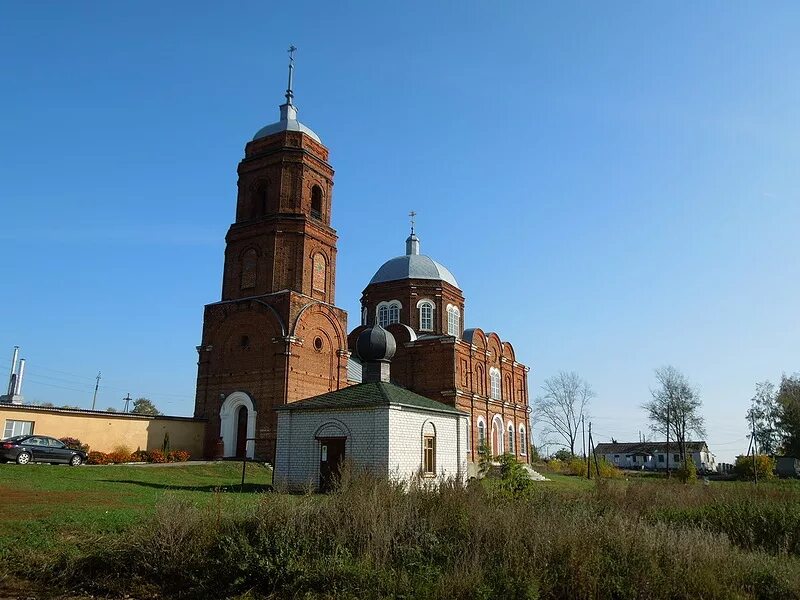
[594,441,710,455]
[275,381,465,416]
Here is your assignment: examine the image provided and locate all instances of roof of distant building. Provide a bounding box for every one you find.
[594,441,710,455]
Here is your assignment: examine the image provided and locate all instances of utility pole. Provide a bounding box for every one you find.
[123,393,131,413]
[751,413,758,485]
[581,415,587,459]
[91,371,101,410]
[587,421,592,479]
[665,403,671,479]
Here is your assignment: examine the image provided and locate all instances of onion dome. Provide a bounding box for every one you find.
[356,325,397,363]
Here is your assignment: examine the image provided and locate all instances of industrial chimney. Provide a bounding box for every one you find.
[1,346,25,405]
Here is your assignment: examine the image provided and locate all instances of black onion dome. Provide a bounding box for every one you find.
[356,325,396,362]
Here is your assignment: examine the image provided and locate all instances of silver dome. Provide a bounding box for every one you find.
[253,119,321,143]
[369,254,460,288]
[253,102,322,144]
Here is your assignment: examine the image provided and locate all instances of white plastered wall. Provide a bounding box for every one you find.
[387,406,467,482]
[274,407,389,491]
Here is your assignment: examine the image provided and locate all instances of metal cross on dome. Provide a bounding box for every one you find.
[409,210,416,234]
[285,45,297,105]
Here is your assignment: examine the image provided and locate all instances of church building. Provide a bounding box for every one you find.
[193,52,532,482]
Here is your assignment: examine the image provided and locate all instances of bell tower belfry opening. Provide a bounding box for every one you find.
[194,48,349,463]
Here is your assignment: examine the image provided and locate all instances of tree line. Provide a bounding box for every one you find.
[745,374,800,457]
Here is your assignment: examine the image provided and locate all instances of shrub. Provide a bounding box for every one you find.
[148,449,166,463]
[106,445,132,464]
[677,456,698,483]
[59,437,89,453]
[167,450,190,463]
[86,451,109,465]
[735,454,776,481]
[129,449,149,462]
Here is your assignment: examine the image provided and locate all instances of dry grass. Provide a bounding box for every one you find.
[8,467,800,599]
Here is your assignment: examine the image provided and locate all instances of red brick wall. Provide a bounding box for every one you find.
[195,127,349,463]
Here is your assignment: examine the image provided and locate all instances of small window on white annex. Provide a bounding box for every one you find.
[417,299,434,331]
[3,419,33,439]
[377,301,401,328]
[489,368,501,400]
[446,305,460,337]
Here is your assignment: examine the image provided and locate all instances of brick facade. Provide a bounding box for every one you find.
[194,120,348,462]
[194,94,531,468]
[350,267,532,466]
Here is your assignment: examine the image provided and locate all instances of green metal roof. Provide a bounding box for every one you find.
[275,381,464,415]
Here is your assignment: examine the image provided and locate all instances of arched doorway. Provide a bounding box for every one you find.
[491,415,504,457]
[235,405,248,458]
[219,392,257,458]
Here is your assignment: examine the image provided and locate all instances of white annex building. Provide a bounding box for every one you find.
[273,325,469,491]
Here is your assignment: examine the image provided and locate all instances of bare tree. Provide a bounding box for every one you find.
[643,366,705,461]
[534,371,594,457]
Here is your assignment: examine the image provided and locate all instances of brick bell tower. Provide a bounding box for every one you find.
[194,48,349,462]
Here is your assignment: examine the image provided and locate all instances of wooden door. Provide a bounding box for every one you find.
[318,437,346,492]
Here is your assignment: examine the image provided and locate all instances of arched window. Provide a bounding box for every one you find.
[312,253,326,293]
[377,301,401,327]
[507,423,515,454]
[251,180,268,219]
[311,185,323,220]
[422,421,436,475]
[477,418,486,450]
[240,249,257,290]
[489,368,501,400]
[446,305,460,337]
[505,375,512,401]
[476,364,485,396]
[418,300,434,331]
[361,305,367,326]
[519,425,527,455]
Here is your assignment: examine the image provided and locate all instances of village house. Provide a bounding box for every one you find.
[594,441,716,473]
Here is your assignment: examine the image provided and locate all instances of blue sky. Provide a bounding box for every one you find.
[1,2,798,461]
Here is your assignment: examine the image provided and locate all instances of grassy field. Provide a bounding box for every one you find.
[0,461,272,558]
[2,463,800,599]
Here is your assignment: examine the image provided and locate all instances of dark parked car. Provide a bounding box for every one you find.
[1,435,86,466]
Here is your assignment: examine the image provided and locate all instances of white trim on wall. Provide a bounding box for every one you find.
[219,391,257,458]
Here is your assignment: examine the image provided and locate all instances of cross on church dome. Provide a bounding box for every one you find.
[252,45,322,143]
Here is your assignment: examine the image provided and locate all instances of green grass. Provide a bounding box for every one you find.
[4,462,800,599]
[0,461,272,556]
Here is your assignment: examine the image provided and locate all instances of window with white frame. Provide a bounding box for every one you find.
[423,435,436,475]
[418,300,434,331]
[489,368,501,400]
[477,419,486,449]
[507,423,515,454]
[519,425,527,455]
[446,305,460,337]
[3,419,33,439]
[377,301,401,327]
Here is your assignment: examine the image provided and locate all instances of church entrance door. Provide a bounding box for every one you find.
[235,405,248,458]
[319,437,346,492]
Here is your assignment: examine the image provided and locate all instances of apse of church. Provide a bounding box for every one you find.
[194,49,348,462]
